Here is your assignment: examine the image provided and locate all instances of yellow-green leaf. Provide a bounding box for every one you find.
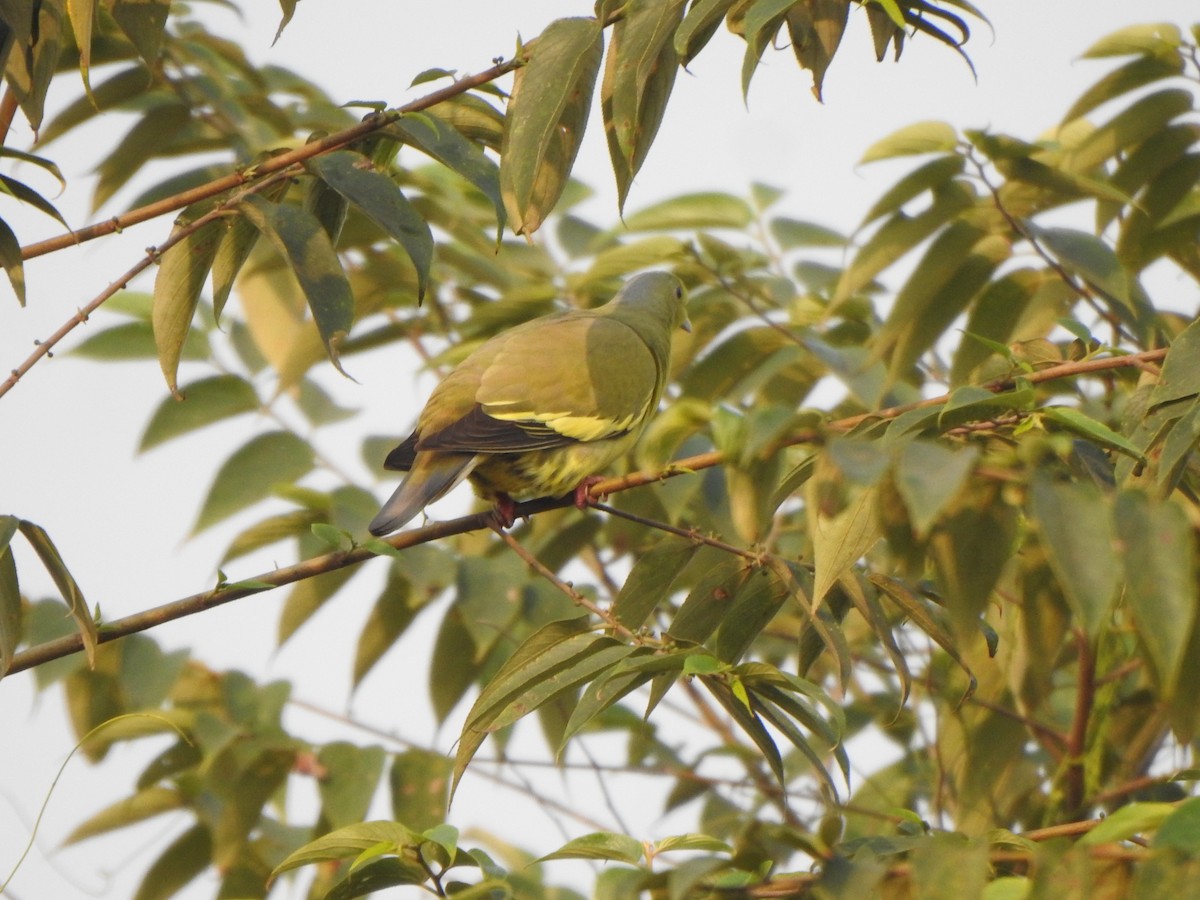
[193,431,315,534]
[500,17,603,235]
[237,194,356,375]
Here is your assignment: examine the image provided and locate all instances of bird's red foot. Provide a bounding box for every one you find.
[492,493,517,529]
[573,476,606,510]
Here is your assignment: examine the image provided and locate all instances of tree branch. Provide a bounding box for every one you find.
[3,346,1172,676]
[17,58,521,263]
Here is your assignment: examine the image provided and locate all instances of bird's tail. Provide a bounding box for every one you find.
[368,452,479,536]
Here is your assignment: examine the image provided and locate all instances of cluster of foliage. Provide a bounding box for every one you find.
[4,1,1200,898]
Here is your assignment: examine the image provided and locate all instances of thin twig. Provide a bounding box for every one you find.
[493,525,638,641]
[1062,629,1096,817]
[0,167,299,399]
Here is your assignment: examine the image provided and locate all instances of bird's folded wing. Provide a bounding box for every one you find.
[478,316,659,440]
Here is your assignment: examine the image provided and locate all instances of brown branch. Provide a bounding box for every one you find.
[1,167,299,399]
[3,346,1175,675]
[492,525,638,641]
[18,58,521,262]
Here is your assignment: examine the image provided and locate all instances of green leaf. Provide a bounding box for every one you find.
[715,568,788,664]
[0,217,25,306]
[807,480,881,605]
[861,156,967,229]
[193,431,315,534]
[211,181,288,323]
[558,648,693,748]
[539,831,645,864]
[877,226,1010,380]
[704,677,784,783]
[236,194,356,375]
[390,112,506,240]
[786,0,851,101]
[1079,801,1175,846]
[6,0,64,131]
[451,617,591,791]
[1030,225,1130,309]
[133,823,211,900]
[272,821,423,877]
[1150,317,1200,409]
[674,0,736,66]
[611,537,700,629]
[860,121,959,163]
[620,192,752,232]
[1082,23,1181,59]
[353,572,420,688]
[151,217,221,394]
[109,0,170,68]
[0,521,21,677]
[929,488,1018,638]
[1027,473,1119,637]
[305,150,433,300]
[500,17,604,235]
[64,786,185,845]
[1069,88,1193,174]
[668,557,749,646]
[833,179,975,309]
[17,519,97,665]
[1041,407,1145,462]
[770,216,847,248]
[389,749,452,832]
[601,0,686,210]
[1153,798,1200,856]
[654,833,732,854]
[1115,492,1195,695]
[139,375,259,451]
[1064,53,1184,124]
[894,441,979,537]
[739,0,794,99]
[318,743,386,830]
[93,104,191,211]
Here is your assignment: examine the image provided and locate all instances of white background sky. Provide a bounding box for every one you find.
[2,2,1198,897]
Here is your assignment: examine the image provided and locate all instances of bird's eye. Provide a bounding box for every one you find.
[674,286,683,299]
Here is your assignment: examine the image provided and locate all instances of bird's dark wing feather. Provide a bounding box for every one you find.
[418,404,583,454]
[382,433,419,471]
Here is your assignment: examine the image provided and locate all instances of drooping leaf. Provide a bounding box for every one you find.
[786,0,850,101]
[17,519,97,665]
[390,112,506,240]
[192,431,315,534]
[151,214,222,395]
[132,823,212,900]
[109,0,170,67]
[601,0,686,210]
[304,150,433,300]
[237,194,357,375]
[500,17,604,235]
[0,518,20,678]
[739,0,795,100]
[0,216,25,305]
[674,0,737,67]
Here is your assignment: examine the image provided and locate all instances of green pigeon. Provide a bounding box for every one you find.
[368,271,690,535]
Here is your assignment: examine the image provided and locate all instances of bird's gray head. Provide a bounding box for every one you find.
[612,271,691,334]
